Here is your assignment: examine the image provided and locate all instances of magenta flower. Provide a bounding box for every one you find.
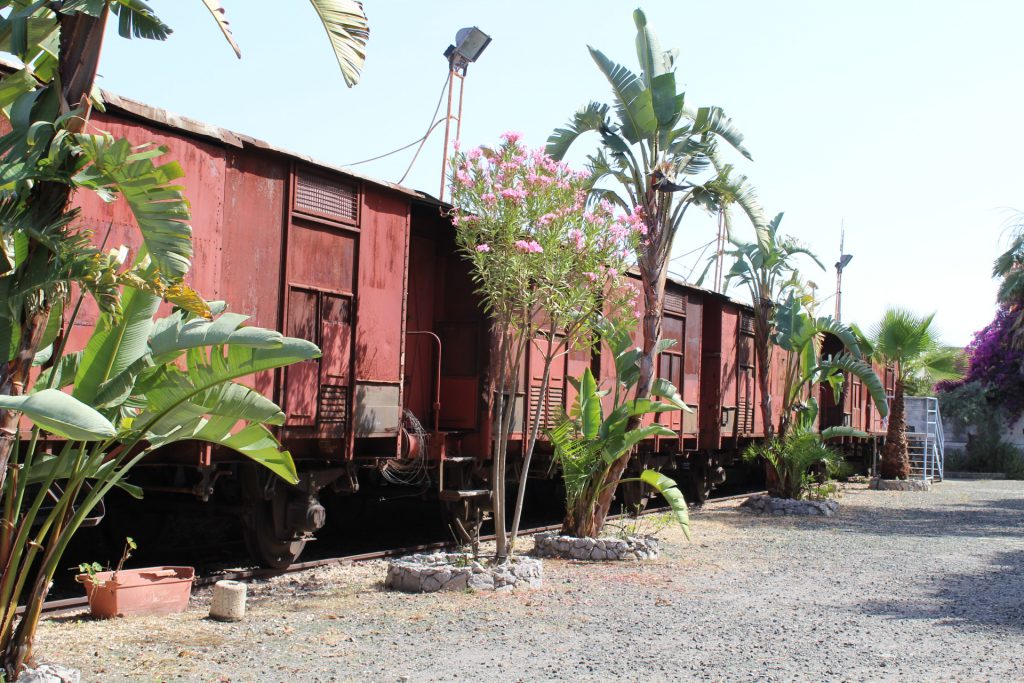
[475,243,491,252]
[501,131,523,143]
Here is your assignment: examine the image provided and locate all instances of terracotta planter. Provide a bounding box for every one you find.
[76,566,194,618]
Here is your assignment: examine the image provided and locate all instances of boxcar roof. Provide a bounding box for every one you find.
[0,56,437,205]
[99,89,431,202]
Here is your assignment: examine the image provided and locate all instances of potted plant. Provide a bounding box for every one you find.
[77,538,194,619]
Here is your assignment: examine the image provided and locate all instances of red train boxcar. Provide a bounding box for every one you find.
[21,90,889,565]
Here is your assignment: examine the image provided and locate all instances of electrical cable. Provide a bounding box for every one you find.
[379,410,430,486]
[340,73,450,171]
[668,237,717,263]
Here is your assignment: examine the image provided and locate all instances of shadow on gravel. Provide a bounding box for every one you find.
[858,549,1024,630]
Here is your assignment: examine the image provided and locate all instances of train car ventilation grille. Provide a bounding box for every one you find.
[665,290,687,315]
[319,385,349,426]
[295,171,358,223]
[739,313,755,335]
[530,384,565,429]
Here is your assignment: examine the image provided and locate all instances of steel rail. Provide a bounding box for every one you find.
[31,489,764,617]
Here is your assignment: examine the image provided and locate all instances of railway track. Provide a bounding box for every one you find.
[32,490,762,618]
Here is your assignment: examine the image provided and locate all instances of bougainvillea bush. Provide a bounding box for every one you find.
[940,306,1024,422]
[448,133,645,557]
[938,307,1024,477]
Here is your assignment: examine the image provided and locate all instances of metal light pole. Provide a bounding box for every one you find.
[835,223,852,321]
[438,27,490,202]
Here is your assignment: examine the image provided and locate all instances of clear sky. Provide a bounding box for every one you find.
[96,1,1024,346]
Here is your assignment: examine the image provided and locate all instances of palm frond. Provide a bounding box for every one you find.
[200,0,240,58]
[109,0,171,41]
[308,0,369,88]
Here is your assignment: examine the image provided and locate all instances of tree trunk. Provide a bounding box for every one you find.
[508,334,555,550]
[588,247,668,534]
[879,377,909,479]
[0,8,108,496]
[754,298,774,440]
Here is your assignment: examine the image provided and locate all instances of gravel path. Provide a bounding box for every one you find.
[35,479,1024,682]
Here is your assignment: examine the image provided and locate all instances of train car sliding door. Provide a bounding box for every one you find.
[284,287,353,439]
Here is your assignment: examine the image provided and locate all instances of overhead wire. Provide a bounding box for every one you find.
[341,73,451,171]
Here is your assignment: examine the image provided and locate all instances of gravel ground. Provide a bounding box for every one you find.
[35,479,1024,682]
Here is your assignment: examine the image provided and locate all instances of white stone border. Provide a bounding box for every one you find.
[532,532,659,561]
[384,553,542,593]
[870,477,931,491]
[740,494,839,516]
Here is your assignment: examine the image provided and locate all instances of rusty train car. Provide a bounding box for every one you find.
[45,92,887,566]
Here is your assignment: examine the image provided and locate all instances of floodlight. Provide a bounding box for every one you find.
[835,254,853,271]
[444,27,491,66]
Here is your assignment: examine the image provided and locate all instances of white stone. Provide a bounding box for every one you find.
[210,579,247,622]
[19,665,80,683]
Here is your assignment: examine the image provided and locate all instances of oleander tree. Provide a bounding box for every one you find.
[448,134,643,559]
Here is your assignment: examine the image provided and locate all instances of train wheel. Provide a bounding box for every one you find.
[240,466,306,569]
[242,498,306,569]
[686,459,713,505]
[687,475,712,505]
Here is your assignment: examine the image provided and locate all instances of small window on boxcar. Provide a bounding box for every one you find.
[321,295,351,324]
[287,289,318,344]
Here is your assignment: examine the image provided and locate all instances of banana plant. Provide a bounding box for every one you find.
[772,291,889,439]
[743,427,861,500]
[0,0,369,514]
[545,8,763,534]
[0,283,318,676]
[548,323,692,540]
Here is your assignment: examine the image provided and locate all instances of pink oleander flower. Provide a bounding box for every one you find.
[475,243,491,252]
[500,188,528,202]
[455,170,473,186]
[452,139,461,152]
[467,147,483,161]
[537,213,557,226]
[583,271,600,282]
[481,192,497,204]
[514,239,543,254]
[567,228,586,250]
[501,131,523,143]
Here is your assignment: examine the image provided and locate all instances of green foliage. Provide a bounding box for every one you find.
[549,327,690,538]
[744,431,848,500]
[771,291,888,436]
[869,307,963,385]
[939,382,990,434]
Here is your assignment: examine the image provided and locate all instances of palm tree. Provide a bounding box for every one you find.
[720,213,823,438]
[992,213,1024,347]
[545,8,762,531]
[870,308,963,479]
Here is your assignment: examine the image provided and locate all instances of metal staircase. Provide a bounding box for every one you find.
[906,396,944,481]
